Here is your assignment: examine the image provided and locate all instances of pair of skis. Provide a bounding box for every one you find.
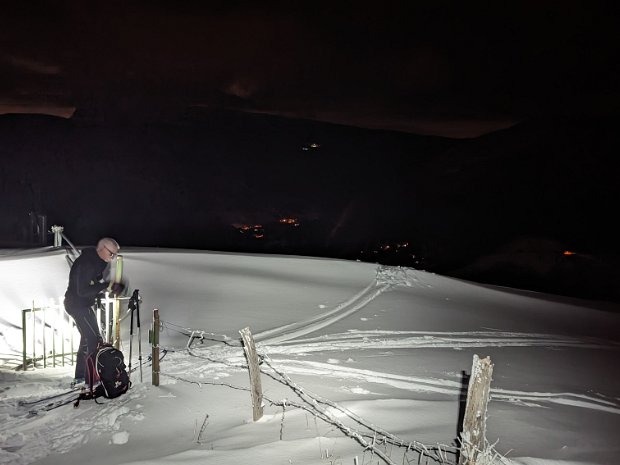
[18,388,80,416]
[18,351,167,417]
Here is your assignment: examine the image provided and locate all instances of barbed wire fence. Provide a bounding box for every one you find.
[157,318,465,465]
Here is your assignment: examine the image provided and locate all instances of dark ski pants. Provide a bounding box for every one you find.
[64,303,103,380]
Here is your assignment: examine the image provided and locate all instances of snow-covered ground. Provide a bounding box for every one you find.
[1,247,619,465]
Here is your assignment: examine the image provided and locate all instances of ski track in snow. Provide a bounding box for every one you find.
[261,330,619,353]
[253,265,426,345]
[176,265,620,415]
[252,265,619,351]
[171,342,620,415]
[262,358,620,414]
[253,281,391,344]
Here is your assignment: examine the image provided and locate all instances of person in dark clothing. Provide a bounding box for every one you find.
[64,237,123,384]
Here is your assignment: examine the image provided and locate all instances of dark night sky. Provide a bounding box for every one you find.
[1,1,618,137]
[2,2,620,301]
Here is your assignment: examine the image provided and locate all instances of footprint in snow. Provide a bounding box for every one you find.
[110,431,129,445]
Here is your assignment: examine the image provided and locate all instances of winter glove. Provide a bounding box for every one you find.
[110,282,126,297]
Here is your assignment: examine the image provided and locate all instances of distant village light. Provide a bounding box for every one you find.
[301,142,321,151]
[563,250,576,256]
[279,217,300,226]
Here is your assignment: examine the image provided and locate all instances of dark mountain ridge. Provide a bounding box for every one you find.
[1,111,618,301]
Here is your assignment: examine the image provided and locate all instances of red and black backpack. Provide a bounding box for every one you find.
[76,343,130,405]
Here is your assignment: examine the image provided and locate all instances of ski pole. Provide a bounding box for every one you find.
[128,289,140,380]
[128,291,137,380]
[136,291,143,383]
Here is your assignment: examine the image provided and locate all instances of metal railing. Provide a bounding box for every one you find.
[20,294,131,371]
[21,299,79,370]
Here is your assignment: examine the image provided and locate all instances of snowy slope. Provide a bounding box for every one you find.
[1,247,619,465]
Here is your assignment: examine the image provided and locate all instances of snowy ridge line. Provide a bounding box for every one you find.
[254,281,391,345]
[270,358,620,414]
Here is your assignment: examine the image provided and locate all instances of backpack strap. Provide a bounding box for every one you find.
[74,390,103,408]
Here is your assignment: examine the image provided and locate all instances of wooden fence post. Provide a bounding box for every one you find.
[239,327,264,421]
[22,309,28,371]
[459,354,494,465]
[152,308,160,386]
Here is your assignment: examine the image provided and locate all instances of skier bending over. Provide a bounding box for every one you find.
[64,237,124,385]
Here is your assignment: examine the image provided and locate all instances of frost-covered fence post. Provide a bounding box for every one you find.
[459,354,494,465]
[239,327,264,421]
[51,225,63,247]
[151,308,160,386]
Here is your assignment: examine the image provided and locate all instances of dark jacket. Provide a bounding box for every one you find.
[65,247,109,310]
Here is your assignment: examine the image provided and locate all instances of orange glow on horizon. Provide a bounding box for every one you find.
[279,218,300,226]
